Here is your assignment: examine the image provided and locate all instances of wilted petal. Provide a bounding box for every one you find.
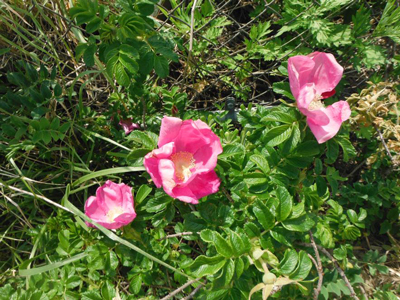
[119,118,139,135]
[262,285,274,300]
[248,283,266,300]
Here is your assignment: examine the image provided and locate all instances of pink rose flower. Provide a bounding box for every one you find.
[84,180,137,229]
[119,118,140,135]
[144,116,223,204]
[288,52,351,144]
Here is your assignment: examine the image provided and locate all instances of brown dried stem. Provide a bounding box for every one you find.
[160,277,202,300]
[309,231,324,300]
[300,243,360,300]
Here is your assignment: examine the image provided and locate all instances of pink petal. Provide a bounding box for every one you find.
[173,120,210,153]
[158,159,177,194]
[169,171,221,204]
[85,196,107,226]
[296,84,330,126]
[193,138,222,172]
[288,55,316,100]
[114,212,137,224]
[308,52,343,97]
[158,117,182,147]
[307,101,350,144]
[144,142,176,188]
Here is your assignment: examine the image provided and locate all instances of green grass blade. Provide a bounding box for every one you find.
[72,166,145,187]
[19,252,88,276]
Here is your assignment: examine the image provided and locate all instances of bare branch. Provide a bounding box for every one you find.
[157,231,198,241]
[181,280,206,300]
[308,231,324,300]
[160,278,202,300]
[300,243,360,300]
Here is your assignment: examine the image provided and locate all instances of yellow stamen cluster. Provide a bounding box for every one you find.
[171,151,196,181]
[308,98,324,111]
[106,206,124,222]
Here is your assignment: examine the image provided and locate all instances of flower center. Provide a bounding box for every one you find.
[308,96,324,111]
[171,151,196,182]
[106,206,124,223]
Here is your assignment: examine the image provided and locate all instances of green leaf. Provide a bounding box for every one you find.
[154,55,169,78]
[135,185,152,206]
[219,144,244,158]
[315,158,323,175]
[129,274,142,294]
[188,255,226,277]
[293,141,320,157]
[272,82,295,100]
[335,136,356,162]
[244,222,260,238]
[84,44,96,67]
[86,17,102,33]
[250,154,270,174]
[200,229,234,258]
[343,225,361,240]
[114,62,130,86]
[101,281,115,300]
[279,249,298,275]
[276,186,292,222]
[146,196,172,213]
[213,259,235,289]
[226,229,248,257]
[290,251,312,280]
[253,200,275,231]
[81,291,103,300]
[201,0,214,16]
[316,176,327,197]
[270,228,292,247]
[244,172,267,185]
[235,257,245,279]
[326,139,339,163]
[347,209,358,224]
[139,50,154,75]
[282,214,315,232]
[119,54,139,74]
[136,1,155,16]
[264,124,292,147]
[315,223,334,248]
[261,110,297,124]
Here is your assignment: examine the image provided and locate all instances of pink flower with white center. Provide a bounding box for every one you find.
[144,116,223,204]
[84,180,137,229]
[119,118,140,135]
[288,52,351,144]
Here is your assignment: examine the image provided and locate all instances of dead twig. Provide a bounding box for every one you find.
[181,280,206,300]
[300,243,360,300]
[374,125,394,162]
[157,231,197,241]
[309,231,324,300]
[160,277,202,300]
